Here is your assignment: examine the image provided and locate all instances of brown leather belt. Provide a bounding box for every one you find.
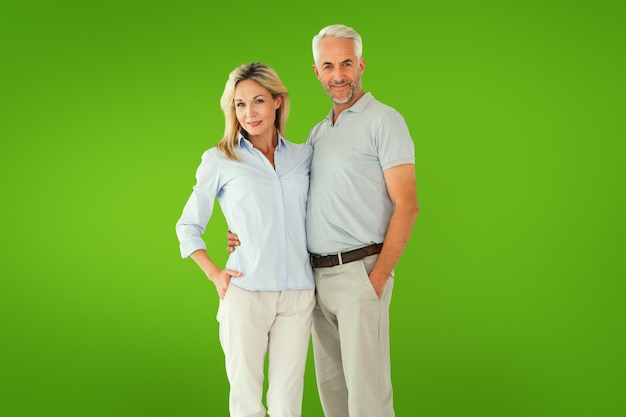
[310,243,383,268]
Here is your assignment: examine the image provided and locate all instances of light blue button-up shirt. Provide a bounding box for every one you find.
[176,134,314,291]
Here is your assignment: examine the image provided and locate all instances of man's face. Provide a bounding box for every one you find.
[314,37,365,105]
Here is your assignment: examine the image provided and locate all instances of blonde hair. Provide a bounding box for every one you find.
[312,24,363,65]
[216,62,290,161]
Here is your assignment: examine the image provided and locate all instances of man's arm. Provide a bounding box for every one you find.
[369,163,419,298]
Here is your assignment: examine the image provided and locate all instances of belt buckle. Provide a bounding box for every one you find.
[312,253,338,268]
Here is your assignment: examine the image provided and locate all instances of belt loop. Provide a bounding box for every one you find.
[337,251,343,265]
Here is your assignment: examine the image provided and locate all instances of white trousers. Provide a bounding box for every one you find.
[312,254,395,417]
[217,284,315,417]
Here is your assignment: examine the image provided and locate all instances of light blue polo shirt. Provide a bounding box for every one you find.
[306,93,415,254]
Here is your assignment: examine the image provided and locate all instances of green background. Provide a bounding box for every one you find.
[2,0,624,416]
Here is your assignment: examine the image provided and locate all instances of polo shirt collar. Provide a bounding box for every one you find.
[323,92,373,122]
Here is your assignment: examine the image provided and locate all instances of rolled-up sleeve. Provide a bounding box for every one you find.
[175,151,220,258]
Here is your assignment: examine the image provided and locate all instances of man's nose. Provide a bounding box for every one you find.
[331,67,344,80]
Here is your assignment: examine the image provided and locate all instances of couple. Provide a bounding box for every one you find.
[175,24,419,417]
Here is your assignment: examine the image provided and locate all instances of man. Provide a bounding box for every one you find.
[230,24,419,416]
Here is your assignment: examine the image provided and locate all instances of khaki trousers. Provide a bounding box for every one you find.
[217,284,315,417]
[312,254,395,417]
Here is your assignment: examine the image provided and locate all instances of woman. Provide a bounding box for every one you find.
[175,62,315,417]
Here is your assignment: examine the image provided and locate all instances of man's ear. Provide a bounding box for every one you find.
[313,64,321,80]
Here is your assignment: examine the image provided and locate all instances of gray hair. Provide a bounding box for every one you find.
[312,24,363,64]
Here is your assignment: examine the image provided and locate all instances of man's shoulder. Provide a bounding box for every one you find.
[309,118,326,132]
[364,94,402,117]
[306,116,329,144]
[360,98,412,136]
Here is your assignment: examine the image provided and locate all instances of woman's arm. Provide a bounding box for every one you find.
[190,249,242,299]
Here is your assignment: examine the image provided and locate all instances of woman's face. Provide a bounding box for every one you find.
[234,79,281,138]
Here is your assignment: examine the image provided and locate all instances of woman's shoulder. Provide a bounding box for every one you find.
[201,146,230,161]
[282,138,313,156]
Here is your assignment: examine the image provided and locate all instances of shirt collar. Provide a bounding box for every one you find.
[324,92,373,122]
[237,131,286,150]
